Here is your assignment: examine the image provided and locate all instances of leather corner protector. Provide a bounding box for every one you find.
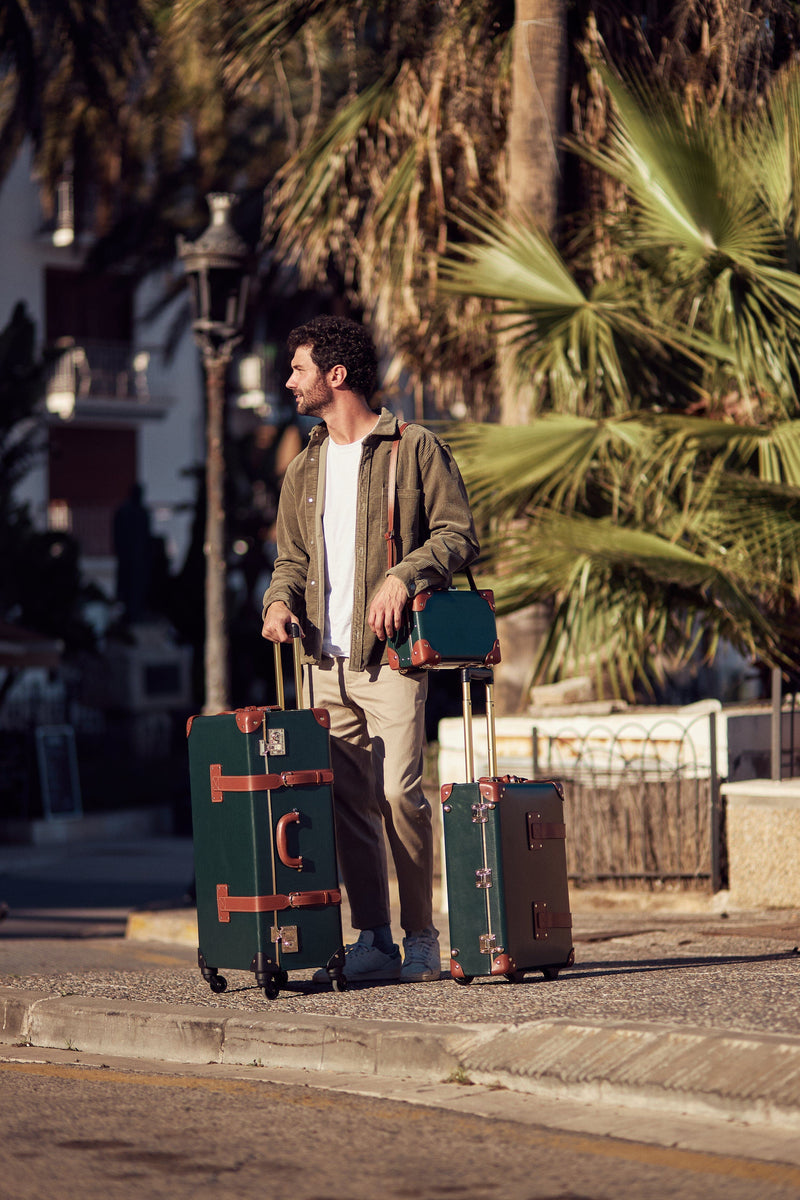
[311,707,331,728]
[411,639,440,665]
[485,640,502,665]
[235,708,264,734]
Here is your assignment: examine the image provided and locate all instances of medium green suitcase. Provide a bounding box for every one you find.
[441,668,574,984]
[187,633,346,998]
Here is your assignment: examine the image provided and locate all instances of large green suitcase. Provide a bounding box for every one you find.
[186,633,345,998]
[441,668,574,984]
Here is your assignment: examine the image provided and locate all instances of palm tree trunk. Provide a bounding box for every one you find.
[506,0,568,231]
[495,0,567,714]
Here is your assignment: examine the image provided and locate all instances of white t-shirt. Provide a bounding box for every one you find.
[322,435,364,656]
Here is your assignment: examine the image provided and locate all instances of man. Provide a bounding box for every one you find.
[261,315,478,983]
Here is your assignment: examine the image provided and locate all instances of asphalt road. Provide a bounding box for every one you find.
[3,1051,800,1200]
[4,830,800,1195]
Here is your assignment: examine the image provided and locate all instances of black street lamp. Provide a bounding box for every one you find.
[178,193,251,714]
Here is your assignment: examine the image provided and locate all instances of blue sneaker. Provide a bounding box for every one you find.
[313,930,401,984]
[400,926,441,982]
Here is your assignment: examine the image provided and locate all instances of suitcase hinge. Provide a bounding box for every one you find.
[475,867,493,888]
[479,933,502,954]
[471,802,492,823]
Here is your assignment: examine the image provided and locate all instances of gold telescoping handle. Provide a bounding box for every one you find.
[273,641,286,709]
[272,621,304,709]
[460,667,497,781]
[289,622,304,709]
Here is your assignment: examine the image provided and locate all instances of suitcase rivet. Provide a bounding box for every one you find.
[443,804,451,813]
[451,948,459,957]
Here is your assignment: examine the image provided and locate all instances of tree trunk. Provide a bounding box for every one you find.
[494,1,568,715]
[500,0,568,427]
[203,358,229,715]
[506,0,568,231]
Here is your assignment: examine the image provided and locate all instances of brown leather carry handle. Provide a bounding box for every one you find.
[276,810,302,870]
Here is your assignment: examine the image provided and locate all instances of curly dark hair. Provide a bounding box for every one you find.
[287,315,378,402]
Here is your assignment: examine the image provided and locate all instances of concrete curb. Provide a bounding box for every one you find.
[3,986,800,1131]
[0,987,491,1080]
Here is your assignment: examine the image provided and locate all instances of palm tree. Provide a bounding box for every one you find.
[446,412,800,696]
[0,0,152,228]
[229,0,512,420]
[440,62,800,698]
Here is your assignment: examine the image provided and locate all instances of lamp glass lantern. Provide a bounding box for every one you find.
[177,193,251,364]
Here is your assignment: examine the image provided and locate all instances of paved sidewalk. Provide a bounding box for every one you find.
[1,834,800,1132]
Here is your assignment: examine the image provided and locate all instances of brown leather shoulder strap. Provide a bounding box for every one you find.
[385,421,409,570]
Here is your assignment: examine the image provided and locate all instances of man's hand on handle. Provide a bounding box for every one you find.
[368,574,408,641]
[261,602,303,643]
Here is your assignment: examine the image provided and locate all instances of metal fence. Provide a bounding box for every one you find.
[532,711,724,890]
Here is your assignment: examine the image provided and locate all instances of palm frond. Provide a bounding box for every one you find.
[440,210,698,414]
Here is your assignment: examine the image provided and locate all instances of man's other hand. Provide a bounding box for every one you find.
[368,575,408,641]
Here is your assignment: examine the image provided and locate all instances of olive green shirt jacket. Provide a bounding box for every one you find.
[261,407,480,671]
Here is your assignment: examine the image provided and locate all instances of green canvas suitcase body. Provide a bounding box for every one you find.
[186,631,346,998]
[441,668,574,985]
[387,571,501,671]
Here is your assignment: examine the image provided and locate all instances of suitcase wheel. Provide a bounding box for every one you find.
[330,972,348,993]
[541,947,575,982]
[262,969,289,1000]
[504,970,525,984]
[198,952,227,994]
[453,973,474,986]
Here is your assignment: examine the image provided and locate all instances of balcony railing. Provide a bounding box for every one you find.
[45,339,173,419]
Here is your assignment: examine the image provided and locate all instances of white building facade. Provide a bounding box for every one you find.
[0,144,204,606]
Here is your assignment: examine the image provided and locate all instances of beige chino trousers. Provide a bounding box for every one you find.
[305,657,432,936]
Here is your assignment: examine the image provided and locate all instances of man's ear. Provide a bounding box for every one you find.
[328,363,347,388]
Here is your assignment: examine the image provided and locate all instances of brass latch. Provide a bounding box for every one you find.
[260,729,287,757]
[271,925,299,952]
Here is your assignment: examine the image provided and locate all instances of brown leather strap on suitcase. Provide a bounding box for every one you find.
[209,763,333,804]
[216,884,342,922]
[527,814,567,848]
[533,901,573,939]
